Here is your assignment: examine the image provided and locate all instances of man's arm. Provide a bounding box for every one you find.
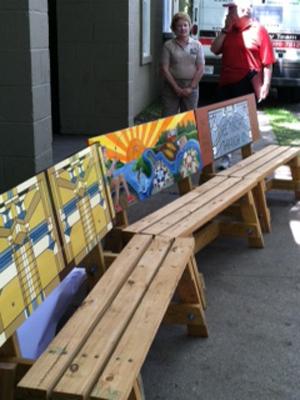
[259,64,272,101]
[210,31,227,55]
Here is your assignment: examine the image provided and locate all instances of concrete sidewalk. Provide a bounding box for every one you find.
[53,112,300,400]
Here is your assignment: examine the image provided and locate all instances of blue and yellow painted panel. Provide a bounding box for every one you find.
[47,145,113,265]
[0,174,65,347]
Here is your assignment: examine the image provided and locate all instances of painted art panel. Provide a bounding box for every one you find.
[195,94,259,165]
[0,174,65,347]
[47,145,113,265]
[208,100,252,159]
[88,111,202,208]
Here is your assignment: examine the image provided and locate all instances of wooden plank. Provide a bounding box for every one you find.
[124,176,228,234]
[128,376,145,400]
[17,234,153,399]
[164,304,206,325]
[216,145,278,177]
[247,147,300,180]
[253,181,271,233]
[177,176,193,195]
[160,178,257,238]
[239,191,264,248]
[142,177,244,236]
[51,237,172,400]
[89,237,195,400]
[194,222,220,253]
[0,362,16,400]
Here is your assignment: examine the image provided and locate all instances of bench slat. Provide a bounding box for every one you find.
[90,237,195,400]
[17,234,153,399]
[161,178,257,238]
[124,176,228,234]
[218,145,300,179]
[247,147,300,180]
[51,236,173,399]
[139,177,255,238]
[217,144,278,176]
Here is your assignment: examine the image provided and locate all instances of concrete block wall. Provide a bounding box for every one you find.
[57,0,163,135]
[0,0,53,192]
[56,0,130,135]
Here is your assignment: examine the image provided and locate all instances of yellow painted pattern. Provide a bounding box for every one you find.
[0,174,65,347]
[47,145,113,265]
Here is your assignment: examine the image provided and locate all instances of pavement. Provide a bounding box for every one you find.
[53,111,300,400]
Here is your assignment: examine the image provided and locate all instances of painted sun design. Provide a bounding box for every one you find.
[89,111,196,163]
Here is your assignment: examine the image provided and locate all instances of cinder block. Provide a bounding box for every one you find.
[57,2,94,43]
[0,86,33,122]
[0,1,28,11]
[28,0,48,12]
[2,156,36,191]
[31,49,51,86]
[0,123,35,157]
[29,11,49,49]
[0,11,30,49]
[32,84,51,121]
[33,117,53,155]
[0,50,31,85]
[35,148,52,172]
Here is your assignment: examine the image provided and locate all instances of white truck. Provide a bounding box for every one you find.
[192,0,300,100]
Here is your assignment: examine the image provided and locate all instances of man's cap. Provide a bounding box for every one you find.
[223,0,253,8]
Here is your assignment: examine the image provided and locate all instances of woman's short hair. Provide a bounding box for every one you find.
[170,12,192,32]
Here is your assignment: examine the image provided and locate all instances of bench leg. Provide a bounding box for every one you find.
[165,256,208,337]
[177,176,193,195]
[0,362,16,400]
[240,191,264,248]
[289,156,300,200]
[82,242,106,288]
[128,375,145,400]
[253,180,271,233]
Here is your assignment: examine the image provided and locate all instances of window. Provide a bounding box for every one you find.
[141,0,152,64]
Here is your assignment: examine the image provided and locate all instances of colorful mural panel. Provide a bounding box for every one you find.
[208,100,252,160]
[0,174,65,347]
[88,111,202,207]
[47,145,113,265]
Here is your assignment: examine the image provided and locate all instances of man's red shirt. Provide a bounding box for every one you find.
[219,20,276,86]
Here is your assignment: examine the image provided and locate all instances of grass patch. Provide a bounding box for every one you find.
[134,99,162,125]
[264,108,300,146]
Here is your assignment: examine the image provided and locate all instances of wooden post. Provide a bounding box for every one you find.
[115,209,129,228]
[82,242,106,288]
[0,336,21,400]
[177,176,193,195]
[289,156,300,200]
[199,164,215,184]
[253,180,271,233]
[172,257,208,337]
[128,375,146,400]
[241,143,253,158]
[240,191,264,248]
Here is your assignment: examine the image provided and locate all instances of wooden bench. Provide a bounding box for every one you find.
[0,145,117,399]
[17,234,208,400]
[195,94,300,233]
[124,174,264,254]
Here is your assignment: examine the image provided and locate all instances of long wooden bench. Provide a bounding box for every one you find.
[124,174,264,254]
[0,145,118,399]
[195,94,300,233]
[17,234,208,400]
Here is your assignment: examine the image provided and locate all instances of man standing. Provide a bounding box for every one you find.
[211,0,275,103]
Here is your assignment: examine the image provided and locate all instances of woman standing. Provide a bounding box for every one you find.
[161,12,205,116]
